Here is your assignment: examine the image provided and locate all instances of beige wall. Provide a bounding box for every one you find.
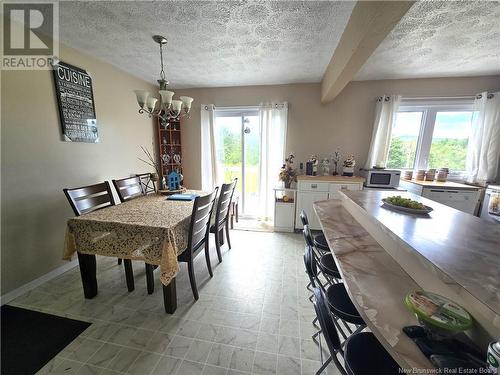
[176,76,500,189]
[1,45,157,295]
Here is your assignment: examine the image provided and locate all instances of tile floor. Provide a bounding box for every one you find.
[9,230,341,375]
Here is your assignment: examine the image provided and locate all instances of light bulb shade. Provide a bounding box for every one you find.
[146,96,158,111]
[180,96,194,110]
[134,90,150,108]
[171,99,182,113]
[159,90,174,107]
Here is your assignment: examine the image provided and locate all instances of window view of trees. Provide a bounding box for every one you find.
[428,112,472,171]
[386,110,472,172]
[387,112,421,169]
[387,137,417,169]
[214,115,261,215]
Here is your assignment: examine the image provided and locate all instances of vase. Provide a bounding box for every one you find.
[342,167,354,177]
[284,181,291,189]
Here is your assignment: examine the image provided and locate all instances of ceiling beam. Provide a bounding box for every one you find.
[321,1,415,103]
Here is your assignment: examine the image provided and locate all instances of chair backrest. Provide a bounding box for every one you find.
[300,210,309,226]
[188,188,219,251]
[313,287,342,355]
[303,244,318,288]
[303,224,315,248]
[214,179,237,228]
[112,176,144,203]
[63,181,115,216]
[136,173,156,194]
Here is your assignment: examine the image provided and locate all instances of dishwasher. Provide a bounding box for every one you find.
[422,187,479,214]
[480,184,500,223]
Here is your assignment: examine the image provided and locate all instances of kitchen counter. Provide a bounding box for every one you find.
[314,198,432,370]
[314,190,500,369]
[401,178,479,190]
[296,175,365,183]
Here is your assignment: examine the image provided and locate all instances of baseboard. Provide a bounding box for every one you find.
[1,260,78,305]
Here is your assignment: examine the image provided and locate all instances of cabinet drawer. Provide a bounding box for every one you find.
[329,183,361,193]
[298,181,329,192]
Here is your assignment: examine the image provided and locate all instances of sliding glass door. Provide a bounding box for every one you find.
[214,109,260,216]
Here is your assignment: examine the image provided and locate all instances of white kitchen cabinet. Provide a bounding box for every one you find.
[274,188,297,232]
[296,191,329,230]
[295,178,364,229]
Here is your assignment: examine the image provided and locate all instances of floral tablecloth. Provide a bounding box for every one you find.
[63,193,202,286]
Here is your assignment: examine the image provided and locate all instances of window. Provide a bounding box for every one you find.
[386,100,474,176]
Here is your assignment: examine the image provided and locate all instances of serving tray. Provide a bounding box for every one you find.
[381,198,433,215]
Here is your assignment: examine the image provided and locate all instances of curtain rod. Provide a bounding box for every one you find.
[401,95,476,100]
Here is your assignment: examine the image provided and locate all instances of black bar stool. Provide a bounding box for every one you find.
[313,287,401,375]
[299,210,330,252]
[303,224,341,282]
[304,244,365,341]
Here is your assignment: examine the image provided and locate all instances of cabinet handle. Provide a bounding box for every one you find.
[341,185,347,190]
[311,184,317,189]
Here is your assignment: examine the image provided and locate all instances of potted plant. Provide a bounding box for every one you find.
[342,154,356,177]
[279,153,297,188]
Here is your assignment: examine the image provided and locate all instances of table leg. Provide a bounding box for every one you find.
[145,264,154,295]
[123,259,135,292]
[163,278,177,314]
[77,252,97,299]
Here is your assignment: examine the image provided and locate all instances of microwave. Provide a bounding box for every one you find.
[360,168,401,188]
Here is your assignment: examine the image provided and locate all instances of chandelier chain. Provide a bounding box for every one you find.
[159,41,166,81]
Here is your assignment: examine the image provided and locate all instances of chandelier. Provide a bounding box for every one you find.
[133,35,193,123]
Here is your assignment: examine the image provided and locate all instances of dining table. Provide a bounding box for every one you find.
[63,192,203,313]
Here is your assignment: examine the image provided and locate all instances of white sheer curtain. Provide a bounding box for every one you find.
[364,95,401,169]
[466,92,500,183]
[258,102,288,220]
[200,104,220,191]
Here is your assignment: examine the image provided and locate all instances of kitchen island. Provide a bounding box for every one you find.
[314,190,500,370]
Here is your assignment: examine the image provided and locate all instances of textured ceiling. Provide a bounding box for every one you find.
[355,1,500,81]
[58,1,355,88]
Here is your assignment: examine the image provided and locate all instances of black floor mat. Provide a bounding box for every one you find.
[1,305,91,375]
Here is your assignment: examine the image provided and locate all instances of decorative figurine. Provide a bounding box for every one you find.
[306,155,318,176]
[279,153,297,188]
[342,154,356,177]
[332,148,341,176]
[321,158,330,176]
[173,153,182,165]
[168,170,181,190]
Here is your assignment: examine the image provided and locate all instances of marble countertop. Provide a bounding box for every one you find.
[400,178,480,190]
[314,199,433,370]
[339,190,500,350]
[297,175,365,182]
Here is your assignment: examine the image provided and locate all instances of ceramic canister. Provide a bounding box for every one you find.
[488,341,500,374]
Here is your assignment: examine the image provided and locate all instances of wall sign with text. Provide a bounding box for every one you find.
[53,61,98,143]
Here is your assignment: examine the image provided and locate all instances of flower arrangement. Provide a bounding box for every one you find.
[279,153,297,188]
[138,145,163,187]
[343,154,356,168]
[342,154,356,177]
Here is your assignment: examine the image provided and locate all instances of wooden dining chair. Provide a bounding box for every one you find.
[63,182,135,292]
[210,179,237,263]
[63,181,115,216]
[177,188,218,300]
[112,176,144,202]
[136,173,157,195]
